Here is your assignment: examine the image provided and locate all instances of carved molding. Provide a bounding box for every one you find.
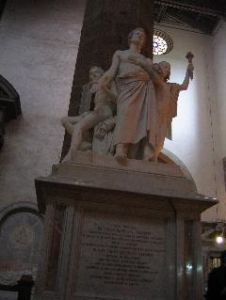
[0,271,23,286]
[0,202,44,285]
[0,74,21,150]
[0,202,42,225]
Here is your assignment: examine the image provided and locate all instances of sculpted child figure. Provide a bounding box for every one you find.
[61,66,104,137]
[100,27,157,161]
[62,66,116,160]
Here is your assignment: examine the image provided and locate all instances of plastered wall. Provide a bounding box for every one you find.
[154,24,226,220]
[0,0,86,206]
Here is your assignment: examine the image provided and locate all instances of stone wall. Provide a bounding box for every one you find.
[210,21,226,220]
[0,0,85,207]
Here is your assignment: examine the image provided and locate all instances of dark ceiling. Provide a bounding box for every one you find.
[154,0,226,34]
[0,0,7,20]
[0,0,225,35]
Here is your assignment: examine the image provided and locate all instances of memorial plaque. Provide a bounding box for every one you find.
[0,291,17,300]
[0,211,43,277]
[74,213,167,300]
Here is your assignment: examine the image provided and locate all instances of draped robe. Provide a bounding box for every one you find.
[113,66,181,157]
[113,69,157,149]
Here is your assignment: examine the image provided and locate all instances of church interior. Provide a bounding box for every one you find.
[1,0,226,299]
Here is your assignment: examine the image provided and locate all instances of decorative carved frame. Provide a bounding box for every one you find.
[0,202,43,285]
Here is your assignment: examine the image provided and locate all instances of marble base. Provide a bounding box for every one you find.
[34,154,216,300]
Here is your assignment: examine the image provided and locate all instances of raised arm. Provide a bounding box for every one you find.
[179,63,194,91]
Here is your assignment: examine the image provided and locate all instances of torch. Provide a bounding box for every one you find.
[186,51,194,80]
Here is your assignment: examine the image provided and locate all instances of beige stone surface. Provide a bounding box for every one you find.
[34,159,216,300]
[36,152,216,214]
[74,213,167,300]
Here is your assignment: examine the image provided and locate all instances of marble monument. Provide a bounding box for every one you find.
[62,28,194,163]
[35,28,216,300]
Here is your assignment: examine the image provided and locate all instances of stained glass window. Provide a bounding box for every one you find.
[153,29,173,56]
[153,35,168,55]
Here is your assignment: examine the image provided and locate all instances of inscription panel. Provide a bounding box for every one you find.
[74,213,167,300]
[0,211,43,283]
[0,291,17,300]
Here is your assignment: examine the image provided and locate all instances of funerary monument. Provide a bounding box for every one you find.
[35,1,216,300]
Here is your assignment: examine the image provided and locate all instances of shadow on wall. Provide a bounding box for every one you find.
[0,0,7,20]
[0,74,21,149]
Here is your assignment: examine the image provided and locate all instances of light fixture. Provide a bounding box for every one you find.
[186,263,193,272]
[216,235,225,244]
[215,222,225,244]
[153,29,173,56]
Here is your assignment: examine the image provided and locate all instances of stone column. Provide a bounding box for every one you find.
[62,0,154,158]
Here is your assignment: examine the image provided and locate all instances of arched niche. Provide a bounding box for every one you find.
[0,202,43,285]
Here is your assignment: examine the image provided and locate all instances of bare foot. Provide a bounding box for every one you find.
[114,152,127,163]
[114,143,128,163]
[144,154,158,162]
[144,153,157,161]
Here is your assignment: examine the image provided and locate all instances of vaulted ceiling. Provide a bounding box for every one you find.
[154,0,226,34]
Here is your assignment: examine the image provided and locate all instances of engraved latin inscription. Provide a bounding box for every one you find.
[75,214,166,299]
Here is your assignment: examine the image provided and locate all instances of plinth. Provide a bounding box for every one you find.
[34,152,216,300]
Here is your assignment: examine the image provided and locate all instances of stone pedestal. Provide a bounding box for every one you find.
[34,154,216,300]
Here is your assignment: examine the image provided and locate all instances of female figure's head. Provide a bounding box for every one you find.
[128,27,147,50]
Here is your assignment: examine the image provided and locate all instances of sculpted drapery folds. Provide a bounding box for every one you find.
[100,27,194,161]
[100,27,158,161]
[62,28,194,162]
[127,58,194,159]
[156,61,194,155]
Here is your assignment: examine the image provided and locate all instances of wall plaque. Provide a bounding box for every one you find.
[74,213,167,300]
